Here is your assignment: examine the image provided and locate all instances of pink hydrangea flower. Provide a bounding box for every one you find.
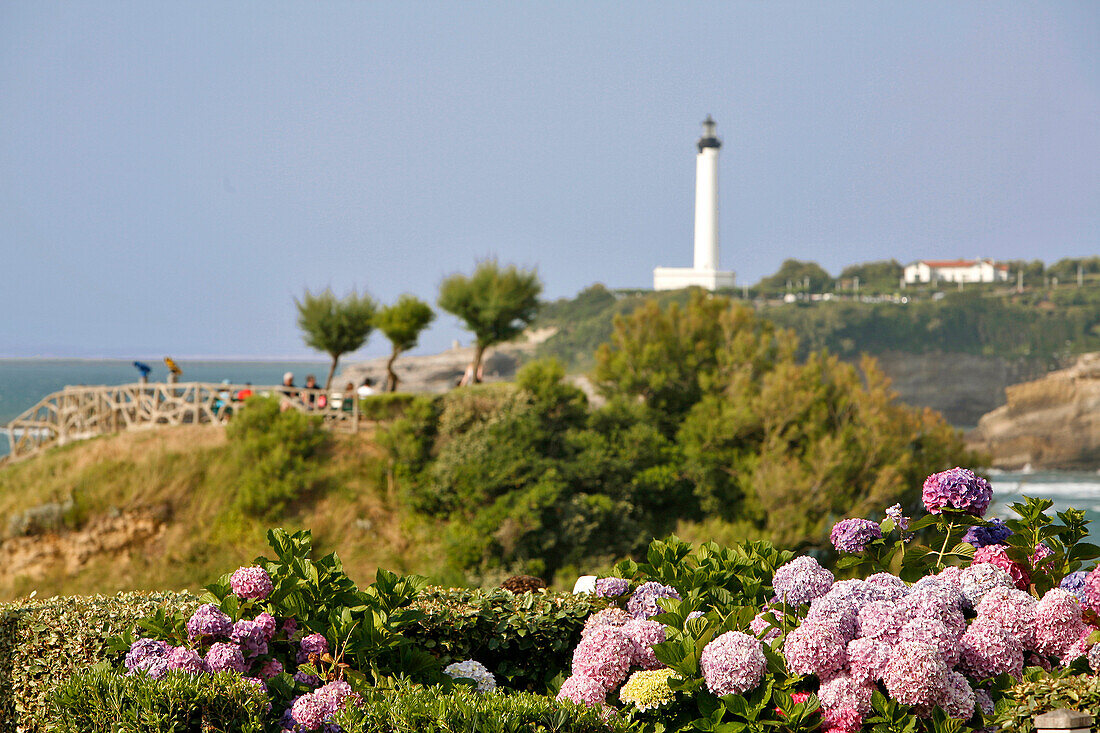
[772,556,834,606]
[254,612,277,640]
[821,707,863,733]
[857,600,903,641]
[205,642,246,674]
[1035,589,1087,658]
[783,619,848,678]
[230,566,274,601]
[921,467,992,516]
[972,545,1030,590]
[571,625,634,691]
[830,518,883,553]
[975,586,1037,649]
[297,633,329,664]
[627,581,681,619]
[258,658,284,680]
[700,631,766,696]
[898,618,961,667]
[881,641,948,709]
[557,674,606,707]
[621,618,666,670]
[847,637,890,682]
[186,604,232,642]
[165,646,203,674]
[750,610,780,642]
[935,671,976,719]
[817,673,875,715]
[582,607,632,637]
[959,617,1024,679]
[291,693,327,729]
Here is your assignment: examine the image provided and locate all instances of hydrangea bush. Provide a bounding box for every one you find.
[561,467,1100,733]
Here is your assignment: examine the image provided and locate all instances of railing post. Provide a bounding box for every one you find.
[1035,709,1093,733]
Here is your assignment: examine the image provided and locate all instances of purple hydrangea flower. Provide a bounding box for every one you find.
[231,619,269,658]
[294,670,322,688]
[186,604,232,642]
[135,657,169,680]
[259,658,285,680]
[627,581,681,619]
[594,577,630,598]
[700,631,766,696]
[165,646,204,674]
[230,566,274,601]
[297,633,329,664]
[771,556,834,606]
[921,467,993,516]
[205,642,246,674]
[936,671,976,720]
[557,674,606,708]
[254,612,277,640]
[963,518,1012,548]
[1061,570,1089,603]
[830,518,883,554]
[125,638,169,673]
[885,503,910,531]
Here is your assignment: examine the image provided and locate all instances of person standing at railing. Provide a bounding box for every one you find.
[302,374,322,407]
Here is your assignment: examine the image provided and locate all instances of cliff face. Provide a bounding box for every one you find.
[869,351,1045,427]
[966,353,1100,470]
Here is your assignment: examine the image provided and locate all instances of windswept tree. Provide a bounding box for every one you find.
[295,288,376,390]
[376,295,435,392]
[438,260,542,384]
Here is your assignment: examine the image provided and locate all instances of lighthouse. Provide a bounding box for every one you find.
[653,116,736,291]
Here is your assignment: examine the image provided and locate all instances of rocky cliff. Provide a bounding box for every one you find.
[967,353,1100,470]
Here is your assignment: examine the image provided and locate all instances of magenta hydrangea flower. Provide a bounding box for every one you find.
[230,566,274,601]
[571,625,634,691]
[881,641,948,709]
[258,658,284,680]
[830,518,883,553]
[594,577,630,598]
[186,604,232,642]
[165,646,204,674]
[582,607,632,637]
[297,633,329,664]
[557,674,607,707]
[125,638,169,673]
[783,619,848,678]
[205,642,246,674]
[231,619,269,658]
[817,673,875,715]
[771,556,834,606]
[821,708,863,733]
[254,612,277,640]
[921,467,993,516]
[972,545,1029,590]
[627,581,681,619]
[959,618,1024,679]
[700,631,766,696]
[621,618,666,670]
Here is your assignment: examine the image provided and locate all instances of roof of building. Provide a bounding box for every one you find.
[914,258,1003,269]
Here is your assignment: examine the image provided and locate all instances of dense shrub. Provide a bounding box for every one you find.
[226,396,329,517]
[358,392,419,421]
[48,666,269,733]
[331,682,633,733]
[411,587,609,692]
[994,666,1100,733]
[0,591,199,733]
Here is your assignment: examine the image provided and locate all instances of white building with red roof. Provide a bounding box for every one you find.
[903,258,1010,285]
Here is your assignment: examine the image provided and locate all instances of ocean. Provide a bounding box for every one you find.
[0,358,328,457]
[989,470,1100,527]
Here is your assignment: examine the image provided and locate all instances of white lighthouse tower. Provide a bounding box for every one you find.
[653,116,736,291]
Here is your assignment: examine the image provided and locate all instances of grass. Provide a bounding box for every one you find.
[0,424,447,601]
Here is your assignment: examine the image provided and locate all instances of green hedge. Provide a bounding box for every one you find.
[0,587,601,729]
[410,587,608,692]
[332,683,632,733]
[48,667,269,733]
[994,667,1100,733]
[0,590,200,733]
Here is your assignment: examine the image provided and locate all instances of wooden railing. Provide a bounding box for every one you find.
[3,382,361,462]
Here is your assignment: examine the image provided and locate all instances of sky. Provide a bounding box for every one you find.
[1,2,1098,359]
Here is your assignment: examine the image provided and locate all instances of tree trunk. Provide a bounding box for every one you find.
[472,343,486,384]
[325,355,339,392]
[386,348,400,392]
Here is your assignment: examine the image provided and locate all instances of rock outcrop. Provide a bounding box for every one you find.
[966,353,1100,470]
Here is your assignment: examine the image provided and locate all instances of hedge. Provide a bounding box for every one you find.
[48,667,269,733]
[0,586,602,730]
[332,683,632,733]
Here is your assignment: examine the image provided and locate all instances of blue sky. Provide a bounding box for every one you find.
[1,1,1097,358]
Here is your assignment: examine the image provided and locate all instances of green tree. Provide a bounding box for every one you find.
[755,259,833,294]
[438,260,542,384]
[839,259,904,293]
[296,288,377,389]
[375,295,435,392]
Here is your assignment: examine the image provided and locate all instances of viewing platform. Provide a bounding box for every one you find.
[3,382,364,463]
